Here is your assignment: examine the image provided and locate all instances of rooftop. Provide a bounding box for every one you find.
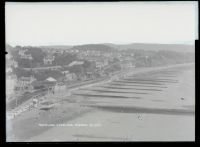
[68,61,84,67]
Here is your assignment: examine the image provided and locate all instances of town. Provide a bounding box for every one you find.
[6,43,194,112]
[5,1,196,141]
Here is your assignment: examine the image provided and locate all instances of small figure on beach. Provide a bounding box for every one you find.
[137,115,142,120]
[180,97,185,100]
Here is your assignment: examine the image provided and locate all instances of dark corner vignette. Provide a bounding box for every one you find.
[0,0,6,144]
[3,1,196,143]
[195,39,199,142]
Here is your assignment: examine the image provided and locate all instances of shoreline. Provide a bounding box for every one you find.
[6,62,195,142]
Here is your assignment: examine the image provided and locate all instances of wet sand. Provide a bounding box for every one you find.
[28,111,194,141]
[7,63,195,141]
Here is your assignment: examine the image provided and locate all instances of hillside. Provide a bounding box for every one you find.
[12,43,195,53]
[71,44,116,52]
[103,43,195,53]
[38,45,72,50]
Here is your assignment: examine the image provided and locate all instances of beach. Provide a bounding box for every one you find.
[7,63,195,141]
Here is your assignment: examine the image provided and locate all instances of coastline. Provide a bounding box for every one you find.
[6,62,195,142]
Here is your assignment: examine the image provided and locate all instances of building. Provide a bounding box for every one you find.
[31,81,46,90]
[68,61,84,67]
[61,70,69,75]
[51,66,60,70]
[95,59,108,70]
[6,58,18,68]
[121,61,135,69]
[43,55,55,65]
[23,65,62,72]
[86,72,95,79]
[95,61,104,69]
[12,60,18,68]
[53,49,64,54]
[15,76,36,92]
[66,73,76,81]
[31,80,56,93]
[20,54,33,60]
[77,73,87,81]
[18,49,27,56]
[61,70,77,81]
[46,77,57,82]
[6,74,17,96]
[6,67,13,73]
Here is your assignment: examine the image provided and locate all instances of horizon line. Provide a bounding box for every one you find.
[6,41,195,47]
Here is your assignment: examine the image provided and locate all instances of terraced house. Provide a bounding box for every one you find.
[15,76,36,92]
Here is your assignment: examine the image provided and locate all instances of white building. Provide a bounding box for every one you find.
[46,77,57,82]
[43,55,55,65]
[18,49,28,56]
[61,70,69,75]
[6,74,17,96]
[6,67,12,73]
[12,60,18,68]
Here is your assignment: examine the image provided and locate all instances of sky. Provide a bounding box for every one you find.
[5,2,198,46]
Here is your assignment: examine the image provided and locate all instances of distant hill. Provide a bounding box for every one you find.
[6,43,195,53]
[103,43,195,53]
[38,45,73,50]
[71,44,116,52]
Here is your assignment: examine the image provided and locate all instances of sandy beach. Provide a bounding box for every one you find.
[7,63,195,142]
